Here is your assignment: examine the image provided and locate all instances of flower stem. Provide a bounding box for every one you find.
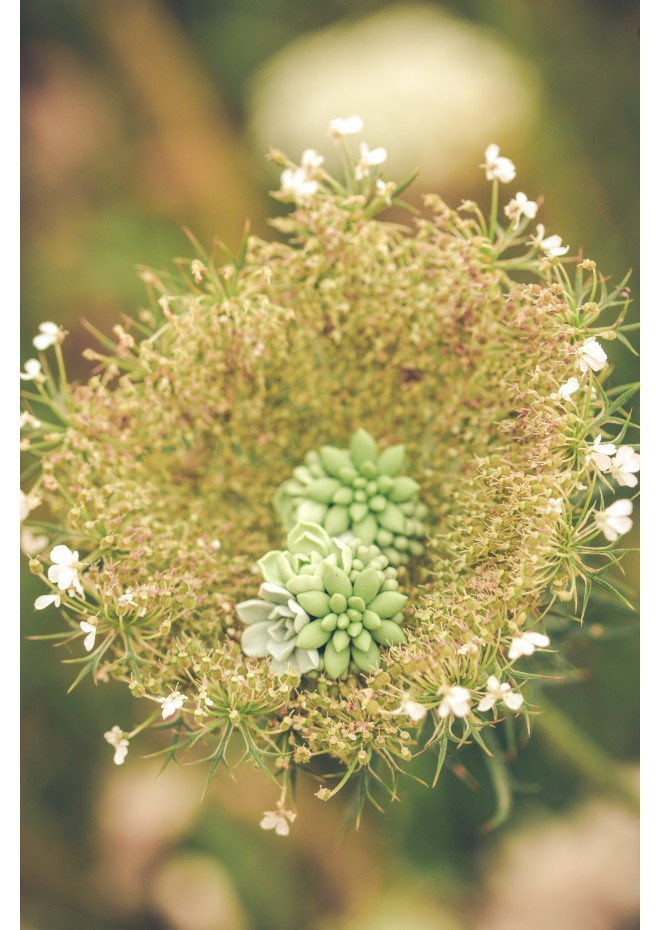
[488,179,499,239]
[536,699,638,810]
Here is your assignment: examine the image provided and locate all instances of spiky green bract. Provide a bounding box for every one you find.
[20,148,637,824]
[237,522,407,679]
[274,429,427,566]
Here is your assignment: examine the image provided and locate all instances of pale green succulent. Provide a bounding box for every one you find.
[237,521,407,679]
[274,429,428,565]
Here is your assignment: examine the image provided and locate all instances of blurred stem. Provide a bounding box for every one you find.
[536,699,638,810]
[85,0,266,248]
[488,179,499,239]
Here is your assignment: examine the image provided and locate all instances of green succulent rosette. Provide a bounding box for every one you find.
[237,521,408,679]
[274,429,428,566]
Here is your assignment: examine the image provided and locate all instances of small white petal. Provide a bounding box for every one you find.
[503,691,524,711]
[34,593,61,610]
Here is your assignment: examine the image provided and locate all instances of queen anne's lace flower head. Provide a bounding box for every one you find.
[19,126,638,827]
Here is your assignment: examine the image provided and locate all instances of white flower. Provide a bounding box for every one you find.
[393,696,427,722]
[375,179,395,205]
[104,726,130,766]
[280,167,319,203]
[20,358,45,382]
[438,685,472,719]
[259,803,296,837]
[191,260,206,283]
[21,527,48,556]
[477,676,524,712]
[586,434,616,472]
[80,618,98,652]
[530,224,569,258]
[301,148,324,171]
[34,593,61,610]
[328,115,364,140]
[552,377,580,401]
[47,545,83,595]
[20,489,41,521]
[576,337,607,373]
[547,498,563,516]
[355,142,388,180]
[508,631,550,661]
[481,143,516,183]
[158,689,186,719]
[504,192,538,228]
[33,322,65,351]
[609,446,640,488]
[457,635,484,656]
[198,688,214,708]
[594,499,633,542]
[20,410,42,429]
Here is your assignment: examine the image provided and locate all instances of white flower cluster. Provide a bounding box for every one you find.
[586,436,640,487]
[552,337,609,404]
[279,116,388,204]
[481,144,569,257]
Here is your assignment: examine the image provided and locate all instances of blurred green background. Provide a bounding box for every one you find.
[21,2,639,928]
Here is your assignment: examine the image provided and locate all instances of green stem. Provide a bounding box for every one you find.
[536,700,638,810]
[488,179,499,239]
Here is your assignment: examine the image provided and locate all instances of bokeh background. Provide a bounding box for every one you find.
[21,2,640,929]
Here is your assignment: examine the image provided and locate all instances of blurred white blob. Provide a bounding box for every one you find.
[249,4,537,189]
[95,762,205,912]
[475,792,639,930]
[149,852,248,930]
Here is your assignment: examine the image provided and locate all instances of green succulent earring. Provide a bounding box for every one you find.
[274,429,428,565]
